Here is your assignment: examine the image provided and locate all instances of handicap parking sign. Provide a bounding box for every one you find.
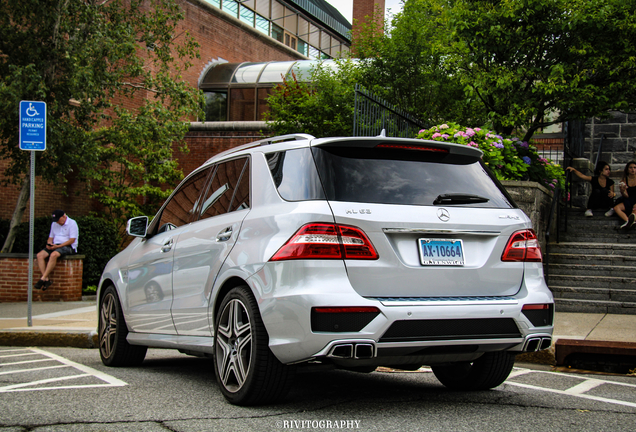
[19,101,46,151]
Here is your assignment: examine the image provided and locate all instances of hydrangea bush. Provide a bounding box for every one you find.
[417,123,565,192]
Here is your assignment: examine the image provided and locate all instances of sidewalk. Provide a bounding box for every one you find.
[1,301,635,367]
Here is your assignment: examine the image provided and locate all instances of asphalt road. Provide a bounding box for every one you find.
[1,347,635,431]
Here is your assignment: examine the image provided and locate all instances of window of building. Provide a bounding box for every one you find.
[240,6,255,26]
[284,32,297,50]
[271,23,284,43]
[222,0,239,18]
[256,14,269,34]
[229,88,256,121]
[204,92,228,122]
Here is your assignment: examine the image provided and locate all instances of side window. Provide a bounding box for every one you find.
[199,158,250,220]
[158,169,211,231]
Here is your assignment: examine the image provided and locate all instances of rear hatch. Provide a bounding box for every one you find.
[310,138,528,298]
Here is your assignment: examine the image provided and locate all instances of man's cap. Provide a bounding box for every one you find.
[51,210,65,223]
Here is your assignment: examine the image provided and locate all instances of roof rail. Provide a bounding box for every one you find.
[203,134,315,164]
[256,133,315,147]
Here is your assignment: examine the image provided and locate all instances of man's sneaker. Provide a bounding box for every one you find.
[584,209,593,217]
[621,213,636,229]
[605,208,615,217]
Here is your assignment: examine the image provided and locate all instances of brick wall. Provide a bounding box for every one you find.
[0,254,83,302]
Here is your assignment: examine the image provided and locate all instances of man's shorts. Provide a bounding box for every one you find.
[40,246,77,258]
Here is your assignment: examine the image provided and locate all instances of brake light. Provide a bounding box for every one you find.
[501,229,542,262]
[376,143,449,153]
[270,223,379,261]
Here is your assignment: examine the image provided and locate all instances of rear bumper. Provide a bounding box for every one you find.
[248,261,554,365]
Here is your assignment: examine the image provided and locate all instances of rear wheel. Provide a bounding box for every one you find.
[99,285,147,366]
[432,351,515,390]
[213,285,295,405]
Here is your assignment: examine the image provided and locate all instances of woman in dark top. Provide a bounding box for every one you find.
[566,161,615,218]
[614,161,636,229]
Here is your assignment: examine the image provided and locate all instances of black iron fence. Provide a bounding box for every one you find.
[353,84,426,138]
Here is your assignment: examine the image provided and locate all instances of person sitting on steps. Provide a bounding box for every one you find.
[566,161,616,218]
[613,161,636,229]
[35,210,79,291]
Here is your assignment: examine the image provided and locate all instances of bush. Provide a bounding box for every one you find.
[0,215,120,288]
[417,123,565,191]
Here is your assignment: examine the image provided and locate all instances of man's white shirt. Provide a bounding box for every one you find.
[49,217,79,251]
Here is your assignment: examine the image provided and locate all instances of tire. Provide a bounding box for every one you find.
[432,351,516,391]
[213,285,295,405]
[99,285,147,367]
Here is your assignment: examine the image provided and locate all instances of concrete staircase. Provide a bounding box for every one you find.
[546,210,636,314]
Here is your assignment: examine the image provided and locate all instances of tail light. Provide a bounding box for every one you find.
[270,223,379,261]
[501,229,542,262]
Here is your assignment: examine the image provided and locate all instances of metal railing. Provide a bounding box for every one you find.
[353,84,426,138]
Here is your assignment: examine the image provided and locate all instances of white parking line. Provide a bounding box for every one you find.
[0,348,127,393]
[508,368,636,409]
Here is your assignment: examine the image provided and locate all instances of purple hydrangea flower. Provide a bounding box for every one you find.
[522,156,532,165]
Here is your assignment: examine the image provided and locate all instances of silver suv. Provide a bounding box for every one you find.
[98,134,554,405]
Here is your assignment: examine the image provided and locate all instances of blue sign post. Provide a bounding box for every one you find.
[19,101,46,326]
[20,101,46,151]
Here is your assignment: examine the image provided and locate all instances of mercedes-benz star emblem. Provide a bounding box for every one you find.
[437,208,450,222]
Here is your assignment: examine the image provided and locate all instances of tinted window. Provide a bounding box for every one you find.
[311,146,514,208]
[266,148,326,201]
[159,169,211,230]
[199,158,249,220]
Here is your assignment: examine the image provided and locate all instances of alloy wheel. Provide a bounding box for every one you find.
[215,298,253,393]
[99,292,118,359]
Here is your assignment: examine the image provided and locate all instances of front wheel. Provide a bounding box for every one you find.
[432,351,515,391]
[213,285,295,405]
[99,285,147,366]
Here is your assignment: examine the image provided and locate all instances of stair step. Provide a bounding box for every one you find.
[554,298,636,315]
[548,242,636,257]
[548,253,636,265]
[548,263,636,277]
[556,232,636,243]
[547,274,636,290]
[549,286,636,302]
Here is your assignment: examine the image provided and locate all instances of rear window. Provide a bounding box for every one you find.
[311,146,515,209]
[266,148,326,201]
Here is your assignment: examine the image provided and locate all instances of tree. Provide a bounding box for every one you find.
[354,0,636,141]
[0,0,202,251]
[265,59,362,137]
[353,0,488,127]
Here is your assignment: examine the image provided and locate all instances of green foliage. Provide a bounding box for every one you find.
[354,0,487,126]
[354,0,636,141]
[417,123,565,191]
[0,216,120,288]
[0,0,203,230]
[265,59,362,137]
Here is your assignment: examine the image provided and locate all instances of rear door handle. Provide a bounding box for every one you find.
[161,238,174,253]
[216,227,233,242]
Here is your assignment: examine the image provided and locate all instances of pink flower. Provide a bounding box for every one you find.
[474,128,481,132]
[466,128,475,137]
[432,133,441,138]
[441,134,450,139]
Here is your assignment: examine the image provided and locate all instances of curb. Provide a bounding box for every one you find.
[0,330,99,349]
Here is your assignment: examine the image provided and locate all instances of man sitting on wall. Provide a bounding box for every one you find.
[35,210,79,291]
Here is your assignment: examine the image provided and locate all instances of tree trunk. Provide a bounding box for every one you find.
[1,178,31,253]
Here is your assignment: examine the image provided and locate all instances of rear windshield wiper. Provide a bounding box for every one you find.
[433,194,490,205]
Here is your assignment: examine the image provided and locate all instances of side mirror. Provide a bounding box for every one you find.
[127,216,149,238]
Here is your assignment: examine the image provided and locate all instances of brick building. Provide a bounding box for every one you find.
[1,0,386,223]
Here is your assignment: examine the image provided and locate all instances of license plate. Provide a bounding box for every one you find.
[418,238,465,266]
